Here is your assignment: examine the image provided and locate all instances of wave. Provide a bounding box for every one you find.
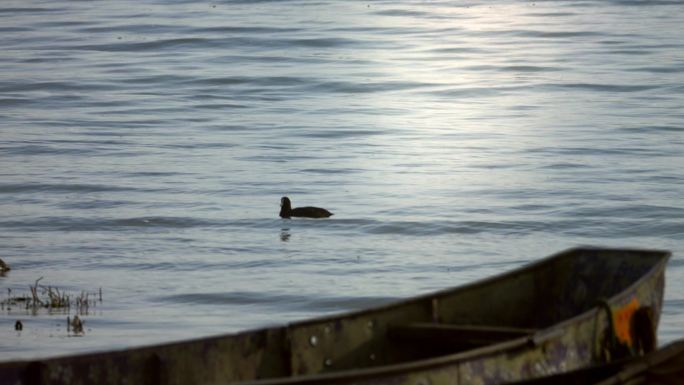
[0,183,141,194]
[618,125,683,133]
[63,35,361,53]
[0,216,217,231]
[545,83,661,93]
[157,291,397,312]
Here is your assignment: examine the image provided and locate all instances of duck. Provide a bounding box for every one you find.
[279,197,333,219]
[0,258,9,273]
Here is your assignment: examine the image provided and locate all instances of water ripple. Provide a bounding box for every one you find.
[547,83,661,92]
[0,183,142,194]
[158,292,397,312]
[0,216,215,231]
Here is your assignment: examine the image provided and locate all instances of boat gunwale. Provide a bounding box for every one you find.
[290,247,671,328]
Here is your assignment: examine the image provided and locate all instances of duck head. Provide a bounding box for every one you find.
[280,196,292,218]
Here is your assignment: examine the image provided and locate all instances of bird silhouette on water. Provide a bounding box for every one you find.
[279,197,333,219]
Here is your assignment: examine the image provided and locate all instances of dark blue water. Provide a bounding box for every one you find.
[1,0,683,359]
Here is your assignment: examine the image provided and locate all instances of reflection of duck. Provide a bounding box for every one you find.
[279,197,333,219]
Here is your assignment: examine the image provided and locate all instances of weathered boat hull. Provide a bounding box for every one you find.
[0,248,670,385]
[509,339,684,385]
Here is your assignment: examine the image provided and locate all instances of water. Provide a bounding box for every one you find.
[1,0,683,360]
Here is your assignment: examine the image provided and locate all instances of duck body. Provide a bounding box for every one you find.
[280,197,333,219]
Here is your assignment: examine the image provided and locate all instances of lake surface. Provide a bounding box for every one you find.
[1,0,683,360]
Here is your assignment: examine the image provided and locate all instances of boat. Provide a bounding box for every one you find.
[0,248,670,385]
[509,338,684,385]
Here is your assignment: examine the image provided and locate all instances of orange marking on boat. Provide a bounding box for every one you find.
[614,297,640,346]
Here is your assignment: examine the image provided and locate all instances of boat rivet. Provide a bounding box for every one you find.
[367,320,374,329]
[369,353,376,361]
[324,358,332,367]
[309,335,318,347]
[324,325,331,334]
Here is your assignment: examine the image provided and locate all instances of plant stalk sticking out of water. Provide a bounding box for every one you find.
[29,277,43,306]
[2,277,102,314]
[45,285,69,309]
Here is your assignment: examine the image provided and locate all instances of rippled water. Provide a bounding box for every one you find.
[1,0,683,360]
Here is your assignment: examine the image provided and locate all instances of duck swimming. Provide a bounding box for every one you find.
[279,197,333,219]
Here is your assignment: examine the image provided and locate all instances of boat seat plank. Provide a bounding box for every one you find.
[388,323,537,350]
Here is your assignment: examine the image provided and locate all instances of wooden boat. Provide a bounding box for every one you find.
[0,248,670,385]
[509,338,684,385]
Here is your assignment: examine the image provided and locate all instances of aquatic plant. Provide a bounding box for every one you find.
[1,277,101,314]
[67,315,84,335]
